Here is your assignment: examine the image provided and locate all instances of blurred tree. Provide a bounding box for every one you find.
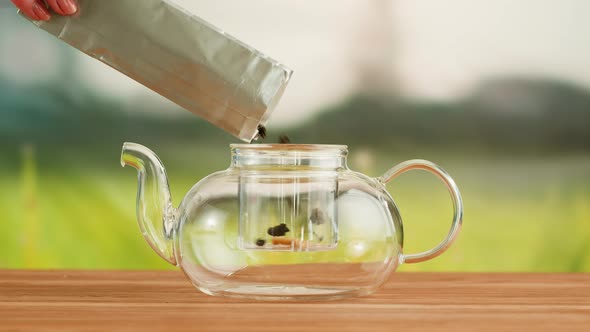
[1,72,588,155]
[290,77,590,153]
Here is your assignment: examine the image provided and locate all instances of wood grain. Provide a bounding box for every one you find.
[0,270,589,331]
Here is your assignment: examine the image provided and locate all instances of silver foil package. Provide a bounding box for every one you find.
[22,0,292,142]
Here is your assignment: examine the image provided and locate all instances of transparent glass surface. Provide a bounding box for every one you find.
[121,143,462,300]
[175,145,402,300]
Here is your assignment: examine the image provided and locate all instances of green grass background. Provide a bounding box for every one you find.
[1,144,588,272]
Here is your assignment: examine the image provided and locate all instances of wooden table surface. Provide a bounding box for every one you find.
[0,270,589,331]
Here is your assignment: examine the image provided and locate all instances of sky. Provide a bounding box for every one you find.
[392,0,590,100]
[0,0,589,126]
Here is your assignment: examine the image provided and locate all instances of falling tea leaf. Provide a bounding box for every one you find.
[279,135,291,144]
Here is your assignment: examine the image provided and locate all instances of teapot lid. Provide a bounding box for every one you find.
[230,144,348,168]
[231,144,347,152]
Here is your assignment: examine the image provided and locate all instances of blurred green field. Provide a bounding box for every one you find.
[0,144,589,271]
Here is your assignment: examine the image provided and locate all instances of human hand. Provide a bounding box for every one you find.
[11,0,78,21]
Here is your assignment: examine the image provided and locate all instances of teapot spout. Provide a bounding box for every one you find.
[121,142,177,265]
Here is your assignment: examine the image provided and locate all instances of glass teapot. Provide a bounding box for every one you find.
[121,143,463,300]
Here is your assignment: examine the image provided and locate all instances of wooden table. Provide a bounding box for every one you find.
[0,270,589,331]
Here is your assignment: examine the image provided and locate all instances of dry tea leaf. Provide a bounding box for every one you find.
[267,223,290,237]
[310,208,328,225]
[256,125,267,139]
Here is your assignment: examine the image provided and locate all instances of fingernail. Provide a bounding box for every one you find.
[58,0,78,15]
[32,2,51,21]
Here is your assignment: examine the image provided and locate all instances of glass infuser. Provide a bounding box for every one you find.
[121,143,463,300]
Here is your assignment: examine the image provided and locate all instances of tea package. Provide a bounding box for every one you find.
[21,0,293,142]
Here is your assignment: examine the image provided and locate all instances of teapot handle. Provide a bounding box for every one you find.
[377,160,463,264]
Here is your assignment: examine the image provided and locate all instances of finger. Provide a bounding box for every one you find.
[58,0,78,15]
[11,0,51,20]
[31,1,51,20]
[46,0,78,16]
[46,0,66,15]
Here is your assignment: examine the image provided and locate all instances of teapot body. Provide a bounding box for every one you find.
[122,143,462,300]
[175,160,403,299]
